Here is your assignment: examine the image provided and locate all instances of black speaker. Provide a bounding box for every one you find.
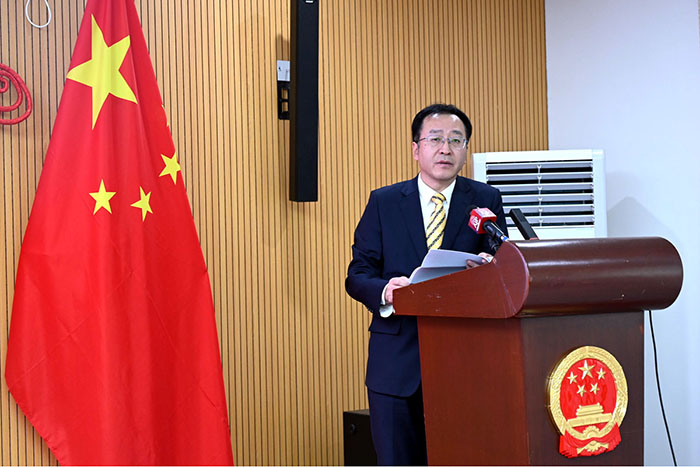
[289,0,319,202]
[343,409,377,466]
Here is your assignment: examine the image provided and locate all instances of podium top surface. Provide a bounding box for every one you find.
[394,237,683,319]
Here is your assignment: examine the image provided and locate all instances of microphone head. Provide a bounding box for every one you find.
[509,208,539,240]
[468,207,497,234]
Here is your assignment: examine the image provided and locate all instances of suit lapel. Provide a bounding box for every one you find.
[442,177,475,249]
[399,178,428,261]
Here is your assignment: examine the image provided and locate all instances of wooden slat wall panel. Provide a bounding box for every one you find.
[0,0,547,464]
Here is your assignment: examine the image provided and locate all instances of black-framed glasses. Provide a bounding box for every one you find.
[417,135,468,150]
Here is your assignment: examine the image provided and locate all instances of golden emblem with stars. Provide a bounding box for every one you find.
[547,346,628,458]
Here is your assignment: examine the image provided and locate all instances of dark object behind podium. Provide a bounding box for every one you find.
[343,409,377,466]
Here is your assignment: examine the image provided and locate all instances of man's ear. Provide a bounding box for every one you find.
[412,142,419,161]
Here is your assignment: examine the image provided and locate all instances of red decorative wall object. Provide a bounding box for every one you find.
[1,63,33,125]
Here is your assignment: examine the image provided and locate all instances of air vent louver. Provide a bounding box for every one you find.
[472,150,607,239]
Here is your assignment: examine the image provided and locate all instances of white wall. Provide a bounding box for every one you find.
[545,0,700,464]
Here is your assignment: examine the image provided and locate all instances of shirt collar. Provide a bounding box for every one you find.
[417,174,456,208]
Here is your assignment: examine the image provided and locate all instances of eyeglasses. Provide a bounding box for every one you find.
[417,135,468,150]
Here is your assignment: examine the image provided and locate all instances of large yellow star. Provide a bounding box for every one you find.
[66,15,137,128]
[159,152,181,184]
[579,360,594,380]
[89,179,116,214]
[130,187,153,221]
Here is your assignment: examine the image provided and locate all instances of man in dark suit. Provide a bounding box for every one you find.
[345,103,508,465]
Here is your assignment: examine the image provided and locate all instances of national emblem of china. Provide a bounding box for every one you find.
[547,346,628,458]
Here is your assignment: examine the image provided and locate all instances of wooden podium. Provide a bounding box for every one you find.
[393,237,683,465]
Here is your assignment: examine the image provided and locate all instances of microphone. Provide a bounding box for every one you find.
[508,208,539,240]
[468,206,509,244]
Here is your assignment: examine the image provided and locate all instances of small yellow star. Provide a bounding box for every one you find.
[89,179,116,214]
[130,186,153,221]
[579,360,594,380]
[66,15,137,128]
[577,384,587,396]
[567,372,578,384]
[597,368,606,380]
[590,383,600,395]
[159,152,181,184]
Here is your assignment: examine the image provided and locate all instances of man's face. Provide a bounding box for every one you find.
[412,113,468,191]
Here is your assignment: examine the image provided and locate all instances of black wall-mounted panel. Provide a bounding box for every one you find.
[289,0,319,202]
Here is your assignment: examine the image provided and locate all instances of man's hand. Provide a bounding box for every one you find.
[384,276,410,304]
[466,252,493,269]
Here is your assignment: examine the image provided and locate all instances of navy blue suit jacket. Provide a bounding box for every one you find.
[346,175,507,397]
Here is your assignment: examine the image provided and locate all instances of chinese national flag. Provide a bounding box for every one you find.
[4,0,234,464]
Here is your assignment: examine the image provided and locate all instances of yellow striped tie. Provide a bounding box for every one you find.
[426,193,446,250]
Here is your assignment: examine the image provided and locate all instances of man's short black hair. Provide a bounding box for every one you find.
[411,103,473,142]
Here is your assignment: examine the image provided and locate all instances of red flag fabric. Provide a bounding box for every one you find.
[5,0,234,464]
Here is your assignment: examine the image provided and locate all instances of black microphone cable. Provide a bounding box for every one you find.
[648,309,677,466]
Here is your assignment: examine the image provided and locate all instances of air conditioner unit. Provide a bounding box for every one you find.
[472,149,607,240]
